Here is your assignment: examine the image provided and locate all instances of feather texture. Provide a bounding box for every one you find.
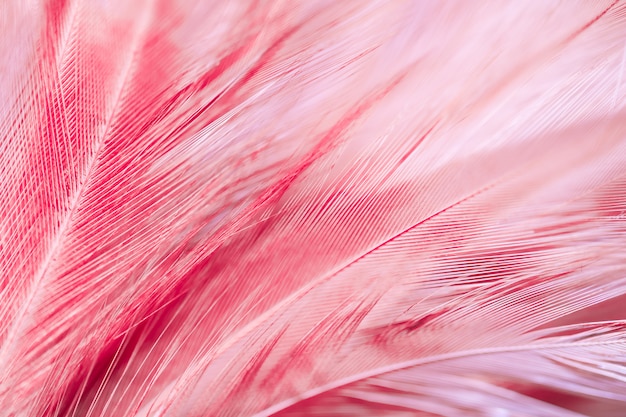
[1,0,626,416]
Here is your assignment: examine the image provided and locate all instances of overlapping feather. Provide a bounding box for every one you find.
[1,0,626,416]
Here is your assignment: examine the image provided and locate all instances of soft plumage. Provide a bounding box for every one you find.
[1,1,626,416]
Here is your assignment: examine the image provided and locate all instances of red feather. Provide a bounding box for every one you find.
[2,1,626,416]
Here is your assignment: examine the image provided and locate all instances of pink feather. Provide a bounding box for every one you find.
[1,1,626,416]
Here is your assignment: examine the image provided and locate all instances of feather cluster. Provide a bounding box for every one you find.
[1,1,626,416]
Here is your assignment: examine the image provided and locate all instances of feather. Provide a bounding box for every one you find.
[1,0,626,416]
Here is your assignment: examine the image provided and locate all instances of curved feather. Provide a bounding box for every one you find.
[1,1,626,417]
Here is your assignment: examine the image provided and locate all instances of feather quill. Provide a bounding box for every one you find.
[1,0,626,416]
